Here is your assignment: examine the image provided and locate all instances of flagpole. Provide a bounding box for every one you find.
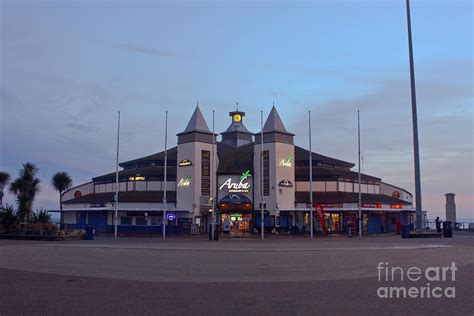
[309,111,313,240]
[211,110,216,240]
[163,110,168,240]
[260,110,264,240]
[114,111,120,240]
[358,109,362,240]
[406,0,423,230]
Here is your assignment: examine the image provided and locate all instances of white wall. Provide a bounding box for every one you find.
[254,142,295,214]
[64,212,76,224]
[380,182,413,204]
[176,141,218,218]
[62,182,94,201]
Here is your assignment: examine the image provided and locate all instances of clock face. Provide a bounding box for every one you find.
[233,114,241,123]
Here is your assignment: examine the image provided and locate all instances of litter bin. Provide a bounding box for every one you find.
[443,221,452,238]
[208,224,219,241]
[401,224,410,239]
[85,225,95,240]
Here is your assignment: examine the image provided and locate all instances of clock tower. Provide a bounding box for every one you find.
[220,110,254,147]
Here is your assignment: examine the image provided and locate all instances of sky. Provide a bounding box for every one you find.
[1,0,472,220]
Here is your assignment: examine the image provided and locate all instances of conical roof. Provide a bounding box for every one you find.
[222,122,253,134]
[261,106,293,135]
[178,105,212,135]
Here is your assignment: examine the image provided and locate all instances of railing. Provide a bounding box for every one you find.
[425,220,473,230]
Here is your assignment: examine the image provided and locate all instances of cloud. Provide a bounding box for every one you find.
[285,59,473,219]
[111,42,176,58]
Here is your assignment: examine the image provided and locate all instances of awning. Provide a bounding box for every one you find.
[60,208,192,212]
[279,207,415,212]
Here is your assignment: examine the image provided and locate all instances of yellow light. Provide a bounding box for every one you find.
[233,114,241,123]
[129,176,145,181]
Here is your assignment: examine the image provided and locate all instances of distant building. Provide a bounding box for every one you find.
[445,193,456,224]
[61,105,414,235]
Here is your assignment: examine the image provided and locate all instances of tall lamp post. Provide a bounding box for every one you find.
[406,0,423,230]
[260,110,265,240]
[211,110,216,240]
[114,111,121,240]
[163,110,168,240]
[309,110,313,240]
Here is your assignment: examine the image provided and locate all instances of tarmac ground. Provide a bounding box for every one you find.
[0,233,473,315]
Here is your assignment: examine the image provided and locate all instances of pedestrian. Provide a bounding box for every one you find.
[435,217,442,233]
[347,220,353,238]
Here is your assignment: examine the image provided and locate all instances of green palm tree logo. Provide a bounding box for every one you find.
[240,170,251,181]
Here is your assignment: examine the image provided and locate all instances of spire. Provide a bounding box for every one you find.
[179,105,212,135]
[262,105,292,135]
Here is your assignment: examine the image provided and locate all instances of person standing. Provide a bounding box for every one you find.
[435,217,442,233]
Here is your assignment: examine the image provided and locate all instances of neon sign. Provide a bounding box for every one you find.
[178,174,192,187]
[279,155,293,167]
[129,175,145,181]
[219,170,252,193]
[179,159,193,167]
[278,179,293,187]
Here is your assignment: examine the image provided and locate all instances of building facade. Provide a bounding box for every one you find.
[61,106,414,235]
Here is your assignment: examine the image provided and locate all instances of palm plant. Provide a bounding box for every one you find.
[0,204,17,230]
[31,208,52,224]
[0,171,11,207]
[9,163,41,223]
[51,172,72,225]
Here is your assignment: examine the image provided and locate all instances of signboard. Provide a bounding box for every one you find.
[178,174,192,187]
[278,179,293,187]
[390,204,402,209]
[218,171,253,203]
[179,159,192,167]
[90,203,105,208]
[362,203,382,209]
[166,213,176,220]
[278,155,293,167]
[392,191,400,199]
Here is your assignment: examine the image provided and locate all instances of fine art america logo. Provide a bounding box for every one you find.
[377,262,457,299]
[219,170,252,193]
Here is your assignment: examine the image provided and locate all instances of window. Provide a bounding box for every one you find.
[121,216,132,225]
[151,217,163,226]
[201,150,211,195]
[263,150,270,196]
[326,181,337,192]
[135,216,147,225]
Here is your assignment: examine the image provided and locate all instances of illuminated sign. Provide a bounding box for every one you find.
[390,204,402,209]
[166,213,176,220]
[90,203,105,208]
[362,203,382,209]
[129,175,145,181]
[278,179,293,187]
[219,170,251,193]
[178,174,192,187]
[279,155,293,167]
[392,191,400,199]
[179,159,193,167]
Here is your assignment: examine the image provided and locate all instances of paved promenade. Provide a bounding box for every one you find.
[0,234,473,315]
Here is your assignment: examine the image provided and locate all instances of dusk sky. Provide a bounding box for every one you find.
[1,0,472,220]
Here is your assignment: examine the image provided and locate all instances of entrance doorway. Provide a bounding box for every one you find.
[325,213,342,233]
[221,213,251,232]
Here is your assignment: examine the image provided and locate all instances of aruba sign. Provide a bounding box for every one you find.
[219,170,252,193]
[279,155,293,167]
[178,174,192,187]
